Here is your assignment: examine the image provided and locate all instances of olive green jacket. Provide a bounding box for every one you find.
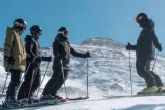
[3,27,26,71]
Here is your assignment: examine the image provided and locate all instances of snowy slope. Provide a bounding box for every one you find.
[1,38,165,110]
[18,96,165,110]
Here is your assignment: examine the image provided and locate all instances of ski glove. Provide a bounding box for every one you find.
[158,44,162,52]
[126,42,132,50]
[84,51,90,58]
[47,56,52,62]
[36,56,42,63]
[4,56,15,65]
[42,56,52,62]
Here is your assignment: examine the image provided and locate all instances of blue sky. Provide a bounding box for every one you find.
[0,0,165,54]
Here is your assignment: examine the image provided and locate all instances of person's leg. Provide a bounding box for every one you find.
[6,69,22,102]
[17,67,33,100]
[42,69,61,96]
[50,70,69,96]
[151,71,163,87]
[17,82,26,100]
[30,67,41,98]
[136,58,156,87]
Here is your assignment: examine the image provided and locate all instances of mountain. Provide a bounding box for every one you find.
[81,37,125,49]
[0,48,3,52]
[0,38,165,110]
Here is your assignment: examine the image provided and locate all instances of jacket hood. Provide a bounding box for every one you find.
[25,35,32,42]
[149,19,155,28]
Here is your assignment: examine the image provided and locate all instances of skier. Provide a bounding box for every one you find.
[3,18,27,104]
[17,25,52,100]
[126,13,163,94]
[41,27,90,99]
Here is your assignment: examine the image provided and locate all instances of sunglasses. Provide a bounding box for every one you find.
[64,30,68,35]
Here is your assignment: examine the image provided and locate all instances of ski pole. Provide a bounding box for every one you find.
[60,60,68,98]
[1,65,11,95]
[128,50,133,95]
[151,50,159,72]
[20,62,32,83]
[36,62,50,97]
[86,58,89,98]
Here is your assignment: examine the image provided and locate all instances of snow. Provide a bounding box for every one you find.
[1,38,165,110]
[6,96,165,110]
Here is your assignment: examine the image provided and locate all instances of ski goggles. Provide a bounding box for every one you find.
[14,21,27,30]
[58,30,68,35]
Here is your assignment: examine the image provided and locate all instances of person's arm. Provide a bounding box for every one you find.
[4,27,14,57]
[25,36,36,58]
[149,29,162,51]
[70,47,90,58]
[126,42,137,50]
[65,40,89,58]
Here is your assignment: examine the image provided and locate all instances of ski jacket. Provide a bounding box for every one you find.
[25,35,43,69]
[4,27,26,71]
[53,33,88,70]
[25,35,41,59]
[130,20,161,60]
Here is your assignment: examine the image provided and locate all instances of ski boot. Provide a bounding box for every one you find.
[2,96,20,107]
[40,94,55,101]
[157,86,164,93]
[16,98,29,105]
[137,86,158,95]
[53,95,63,100]
[29,97,40,103]
[4,96,16,104]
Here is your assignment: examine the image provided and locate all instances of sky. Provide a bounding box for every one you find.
[0,0,165,54]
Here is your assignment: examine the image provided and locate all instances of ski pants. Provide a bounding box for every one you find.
[42,68,69,96]
[6,69,22,100]
[17,62,41,100]
[136,58,163,88]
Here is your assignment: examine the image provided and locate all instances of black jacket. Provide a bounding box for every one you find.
[130,20,161,60]
[25,35,43,69]
[25,35,41,59]
[53,33,87,69]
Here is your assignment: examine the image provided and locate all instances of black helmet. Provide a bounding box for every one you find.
[14,18,27,31]
[58,27,68,36]
[136,13,150,27]
[136,13,149,23]
[58,27,68,32]
[30,25,42,35]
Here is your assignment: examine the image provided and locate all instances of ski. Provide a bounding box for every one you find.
[0,98,69,109]
[0,96,89,109]
[103,92,165,99]
[69,96,89,101]
[0,94,6,97]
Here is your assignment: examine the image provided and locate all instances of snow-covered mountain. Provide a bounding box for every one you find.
[1,38,165,110]
[81,37,124,49]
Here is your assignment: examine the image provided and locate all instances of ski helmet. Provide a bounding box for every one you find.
[30,25,42,35]
[136,13,150,27]
[58,27,68,34]
[14,18,27,31]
